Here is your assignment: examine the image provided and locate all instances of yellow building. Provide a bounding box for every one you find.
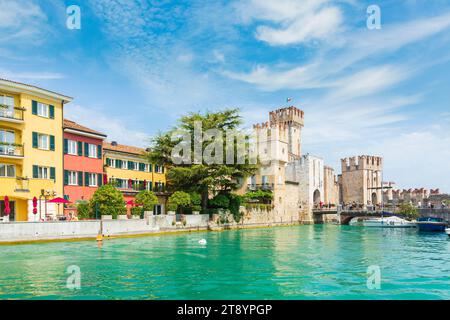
[103,141,168,214]
[0,79,72,221]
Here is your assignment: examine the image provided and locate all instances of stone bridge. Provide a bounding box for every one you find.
[313,208,450,225]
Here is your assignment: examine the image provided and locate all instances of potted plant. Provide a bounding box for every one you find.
[90,184,126,219]
[167,191,191,215]
[135,190,158,216]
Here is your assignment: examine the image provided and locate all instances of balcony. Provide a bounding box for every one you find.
[248,183,274,191]
[15,177,30,192]
[0,106,25,123]
[0,143,24,159]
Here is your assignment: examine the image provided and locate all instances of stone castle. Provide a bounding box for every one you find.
[239,105,444,223]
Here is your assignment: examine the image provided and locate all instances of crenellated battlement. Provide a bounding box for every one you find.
[341,155,383,171]
[269,106,304,127]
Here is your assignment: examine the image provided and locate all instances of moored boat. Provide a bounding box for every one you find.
[349,216,416,228]
[445,228,450,237]
[416,217,447,232]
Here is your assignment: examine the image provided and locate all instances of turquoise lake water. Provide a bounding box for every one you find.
[0,225,449,300]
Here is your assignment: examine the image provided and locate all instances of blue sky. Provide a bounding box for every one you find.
[1,0,450,192]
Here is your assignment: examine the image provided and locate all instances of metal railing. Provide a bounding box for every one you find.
[0,107,24,121]
[247,183,274,191]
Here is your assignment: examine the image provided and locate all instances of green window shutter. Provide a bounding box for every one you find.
[149,164,152,172]
[97,145,102,159]
[139,163,144,171]
[50,167,56,181]
[33,165,39,179]
[49,135,55,151]
[155,165,159,172]
[85,172,89,186]
[64,170,69,185]
[32,101,37,115]
[128,161,133,170]
[49,105,55,119]
[84,142,89,157]
[98,174,102,187]
[106,158,110,166]
[78,171,83,186]
[63,139,68,154]
[77,141,83,156]
[162,166,165,173]
[149,181,153,191]
[32,132,38,148]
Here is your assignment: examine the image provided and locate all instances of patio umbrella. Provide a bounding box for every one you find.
[48,197,71,218]
[128,179,133,189]
[143,180,147,189]
[3,196,10,216]
[103,174,108,185]
[126,199,135,206]
[32,196,38,215]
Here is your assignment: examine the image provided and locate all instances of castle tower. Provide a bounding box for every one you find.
[268,106,304,161]
[339,155,383,206]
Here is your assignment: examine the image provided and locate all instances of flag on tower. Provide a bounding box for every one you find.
[286,97,292,103]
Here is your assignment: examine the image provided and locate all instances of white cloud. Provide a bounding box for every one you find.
[65,105,151,148]
[0,0,48,43]
[0,69,64,80]
[236,0,343,46]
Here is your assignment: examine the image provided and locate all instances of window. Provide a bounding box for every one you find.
[88,144,97,158]
[121,160,127,169]
[68,140,77,155]
[89,173,97,187]
[0,164,15,177]
[146,181,152,191]
[0,95,14,117]
[37,103,49,118]
[38,167,49,179]
[38,134,49,150]
[68,171,78,185]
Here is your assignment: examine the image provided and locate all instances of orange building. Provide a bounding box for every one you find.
[63,119,106,214]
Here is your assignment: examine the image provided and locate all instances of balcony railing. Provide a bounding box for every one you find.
[15,177,30,192]
[0,144,24,157]
[248,183,274,191]
[0,106,25,121]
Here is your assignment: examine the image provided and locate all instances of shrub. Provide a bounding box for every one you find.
[90,184,126,219]
[190,192,202,206]
[228,194,243,223]
[135,190,158,211]
[397,203,419,219]
[76,201,92,220]
[192,205,202,212]
[168,203,178,212]
[242,190,273,204]
[209,194,230,209]
[168,191,191,213]
[131,206,143,217]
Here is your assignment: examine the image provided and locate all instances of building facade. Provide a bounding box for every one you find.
[63,119,107,214]
[0,79,72,221]
[339,155,383,206]
[103,141,167,215]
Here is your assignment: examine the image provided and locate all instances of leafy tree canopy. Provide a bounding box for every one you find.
[135,190,158,211]
[90,184,126,218]
[147,109,258,208]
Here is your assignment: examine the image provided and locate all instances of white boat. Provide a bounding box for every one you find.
[446,228,450,237]
[349,216,416,228]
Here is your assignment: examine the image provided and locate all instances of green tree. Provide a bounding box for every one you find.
[168,191,191,213]
[135,190,158,211]
[209,194,230,209]
[90,184,126,219]
[76,201,92,220]
[147,109,258,209]
[397,203,419,220]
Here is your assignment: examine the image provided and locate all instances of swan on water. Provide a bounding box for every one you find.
[198,239,207,245]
